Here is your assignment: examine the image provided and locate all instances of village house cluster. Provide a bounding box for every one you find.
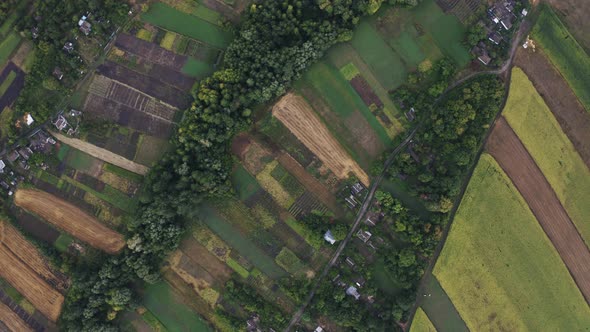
[472,0,528,66]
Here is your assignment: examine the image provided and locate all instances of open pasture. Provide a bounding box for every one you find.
[14,189,126,254]
[515,48,590,167]
[502,68,590,246]
[272,93,369,186]
[435,153,590,331]
[0,245,63,322]
[142,2,232,49]
[532,5,590,111]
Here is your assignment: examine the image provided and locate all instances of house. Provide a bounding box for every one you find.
[478,54,492,65]
[324,230,336,245]
[79,21,92,35]
[53,67,64,80]
[31,27,39,39]
[314,327,324,332]
[18,147,33,160]
[7,151,19,163]
[356,229,372,243]
[25,113,34,126]
[0,160,5,172]
[521,8,528,17]
[488,31,503,45]
[63,42,74,53]
[351,182,365,196]
[345,257,355,268]
[501,16,513,30]
[53,115,69,131]
[346,286,361,300]
[405,107,416,121]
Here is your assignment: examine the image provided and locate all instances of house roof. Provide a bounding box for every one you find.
[324,230,336,245]
[478,54,492,65]
[346,286,360,300]
[488,32,503,44]
[25,114,34,126]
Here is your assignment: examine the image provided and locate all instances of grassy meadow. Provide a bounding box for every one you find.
[532,5,590,111]
[0,32,21,66]
[142,2,232,49]
[410,308,437,332]
[434,153,590,331]
[503,68,590,246]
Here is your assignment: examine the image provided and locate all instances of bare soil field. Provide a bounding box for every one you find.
[180,239,232,282]
[115,33,187,71]
[546,0,590,52]
[0,222,69,292]
[14,189,126,254]
[98,61,191,109]
[0,245,63,322]
[515,50,590,168]
[487,117,590,303]
[0,62,25,111]
[276,152,340,214]
[52,132,149,175]
[273,93,370,186]
[350,75,383,108]
[9,206,60,245]
[0,301,32,332]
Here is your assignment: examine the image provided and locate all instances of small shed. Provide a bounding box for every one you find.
[324,230,336,245]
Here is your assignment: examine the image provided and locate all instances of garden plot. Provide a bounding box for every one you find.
[115,33,188,71]
[273,93,369,186]
[98,61,191,109]
[9,206,61,247]
[14,189,126,254]
[168,251,221,308]
[434,0,480,23]
[0,301,32,332]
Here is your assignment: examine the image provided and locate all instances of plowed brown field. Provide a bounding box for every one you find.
[273,94,369,186]
[487,117,590,303]
[515,49,590,168]
[0,245,63,322]
[0,221,68,291]
[14,189,126,254]
[0,301,32,332]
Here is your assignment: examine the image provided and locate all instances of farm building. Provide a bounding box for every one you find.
[53,115,69,131]
[478,54,492,65]
[78,15,92,35]
[488,31,503,45]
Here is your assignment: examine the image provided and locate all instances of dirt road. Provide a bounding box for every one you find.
[487,117,590,303]
[51,131,149,175]
[515,49,590,168]
[14,189,126,254]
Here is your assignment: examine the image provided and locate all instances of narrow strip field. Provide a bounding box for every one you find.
[272,93,369,186]
[52,132,149,175]
[0,245,64,322]
[502,68,590,246]
[515,49,590,167]
[0,301,32,332]
[14,189,126,254]
[487,119,590,303]
[1,221,68,291]
[435,153,590,331]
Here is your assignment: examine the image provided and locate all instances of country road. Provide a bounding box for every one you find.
[285,12,533,331]
[285,126,418,331]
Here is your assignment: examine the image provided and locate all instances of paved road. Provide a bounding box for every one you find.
[285,127,418,331]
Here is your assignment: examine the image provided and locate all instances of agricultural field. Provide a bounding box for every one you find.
[514,47,590,166]
[502,68,590,246]
[410,308,436,332]
[434,153,590,331]
[546,0,590,52]
[532,4,590,111]
[14,189,126,254]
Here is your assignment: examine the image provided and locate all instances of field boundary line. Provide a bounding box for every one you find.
[50,131,149,175]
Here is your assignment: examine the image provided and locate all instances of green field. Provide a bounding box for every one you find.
[181,57,213,78]
[144,281,212,332]
[64,148,96,172]
[532,5,590,111]
[142,3,232,49]
[434,153,590,331]
[0,32,21,66]
[54,233,73,252]
[0,70,16,95]
[231,165,261,200]
[410,308,436,332]
[196,206,286,278]
[351,21,407,89]
[420,275,468,332]
[503,68,590,246]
